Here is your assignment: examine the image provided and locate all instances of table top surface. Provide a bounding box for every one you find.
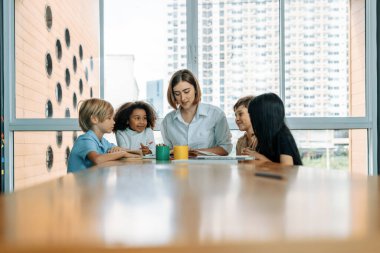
[1,159,379,252]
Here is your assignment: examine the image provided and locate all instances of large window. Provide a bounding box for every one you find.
[104,0,175,117]
[104,0,376,173]
[2,0,377,192]
[4,0,102,191]
[197,0,280,114]
[284,0,364,118]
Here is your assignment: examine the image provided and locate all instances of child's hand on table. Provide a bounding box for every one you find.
[124,151,142,158]
[108,146,124,153]
[241,148,255,157]
[140,143,152,155]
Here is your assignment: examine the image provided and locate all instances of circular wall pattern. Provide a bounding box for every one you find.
[55,82,62,104]
[42,21,98,119]
[65,28,71,48]
[79,79,83,95]
[79,45,83,61]
[46,146,54,170]
[45,53,53,77]
[73,55,77,73]
[65,147,71,165]
[73,131,78,143]
[45,5,53,30]
[55,39,62,61]
[45,100,53,118]
[85,66,89,81]
[65,68,71,87]
[65,108,71,118]
[56,131,63,147]
[90,56,94,71]
[73,92,77,109]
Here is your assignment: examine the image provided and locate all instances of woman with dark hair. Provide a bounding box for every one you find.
[113,101,157,155]
[248,93,302,165]
[161,69,232,155]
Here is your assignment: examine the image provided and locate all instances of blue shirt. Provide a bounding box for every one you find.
[160,103,232,153]
[67,130,115,173]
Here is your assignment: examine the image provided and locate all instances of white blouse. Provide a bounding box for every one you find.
[160,103,232,153]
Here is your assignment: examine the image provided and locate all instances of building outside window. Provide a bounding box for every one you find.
[104,0,371,173]
[2,0,377,192]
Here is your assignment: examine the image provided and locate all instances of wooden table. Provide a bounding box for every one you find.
[0,159,379,252]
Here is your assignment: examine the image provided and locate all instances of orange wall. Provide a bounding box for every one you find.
[349,0,367,174]
[14,0,100,190]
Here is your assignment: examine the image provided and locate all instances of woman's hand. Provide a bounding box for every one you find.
[188,149,199,157]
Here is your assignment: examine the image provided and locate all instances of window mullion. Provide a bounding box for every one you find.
[9,119,80,131]
[279,0,285,100]
[3,0,15,192]
[227,117,371,131]
[366,0,378,174]
[186,0,198,76]
[99,0,104,98]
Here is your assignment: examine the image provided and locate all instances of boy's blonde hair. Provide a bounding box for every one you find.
[78,98,114,132]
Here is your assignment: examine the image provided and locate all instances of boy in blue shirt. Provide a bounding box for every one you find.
[68,98,140,173]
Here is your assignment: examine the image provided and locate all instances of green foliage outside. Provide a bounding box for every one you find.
[302,154,348,170]
[300,146,349,170]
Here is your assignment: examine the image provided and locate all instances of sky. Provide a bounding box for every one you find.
[104,0,168,100]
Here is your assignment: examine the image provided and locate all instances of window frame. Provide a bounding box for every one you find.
[2,0,377,192]
[1,0,4,191]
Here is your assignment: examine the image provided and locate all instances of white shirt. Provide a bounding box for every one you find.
[160,103,232,153]
[115,128,156,154]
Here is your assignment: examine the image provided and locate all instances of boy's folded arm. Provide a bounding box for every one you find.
[124,152,142,158]
[123,149,143,155]
[87,151,127,165]
[107,146,124,153]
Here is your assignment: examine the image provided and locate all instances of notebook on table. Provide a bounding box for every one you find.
[192,150,254,160]
[193,155,254,160]
[143,154,156,159]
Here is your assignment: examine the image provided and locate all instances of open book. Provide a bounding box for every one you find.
[143,154,156,159]
[195,150,219,156]
[194,155,254,160]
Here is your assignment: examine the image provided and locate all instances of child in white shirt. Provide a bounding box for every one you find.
[113,101,157,155]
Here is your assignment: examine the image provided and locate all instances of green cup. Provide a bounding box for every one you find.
[156,145,170,161]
